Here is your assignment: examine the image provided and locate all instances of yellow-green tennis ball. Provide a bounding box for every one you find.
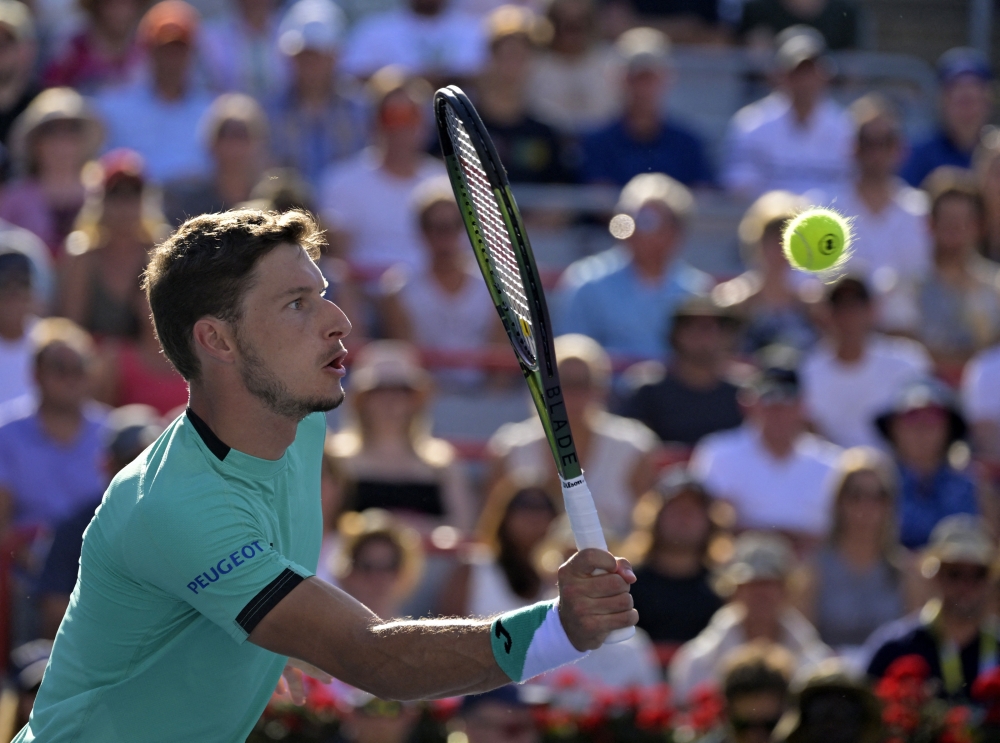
[783,208,852,272]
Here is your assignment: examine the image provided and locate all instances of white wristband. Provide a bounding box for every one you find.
[491,600,589,683]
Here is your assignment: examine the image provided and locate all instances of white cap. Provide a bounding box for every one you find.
[278,0,345,56]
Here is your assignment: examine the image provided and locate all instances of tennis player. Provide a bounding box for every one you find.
[15,210,638,742]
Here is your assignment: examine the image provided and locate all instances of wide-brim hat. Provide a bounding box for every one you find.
[348,340,430,395]
[9,87,104,176]
[921,514,995,574]
[874,378,967,444]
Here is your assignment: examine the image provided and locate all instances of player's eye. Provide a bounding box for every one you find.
[289,298,303,310]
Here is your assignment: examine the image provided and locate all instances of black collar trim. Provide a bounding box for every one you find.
[186,408,231,461]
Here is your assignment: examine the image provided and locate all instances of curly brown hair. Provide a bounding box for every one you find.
[142,209,325,381]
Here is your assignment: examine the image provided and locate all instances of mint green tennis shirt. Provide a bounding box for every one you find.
[15,409,326,742]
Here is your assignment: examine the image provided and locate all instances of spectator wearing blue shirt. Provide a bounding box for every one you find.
[557,172,713,358]
[36,404,163,639]
[0,318,107,536]
[93,1,214,184]
[874,378,979,550]
[579,27,713,188]
[900,48,994,188]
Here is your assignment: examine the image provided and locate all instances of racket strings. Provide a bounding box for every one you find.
[444,106,535,362]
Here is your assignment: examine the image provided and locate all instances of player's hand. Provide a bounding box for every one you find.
[557,548,638,651]
[275,658,334,705]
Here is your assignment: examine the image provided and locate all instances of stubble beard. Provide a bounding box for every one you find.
[236,332,345,420]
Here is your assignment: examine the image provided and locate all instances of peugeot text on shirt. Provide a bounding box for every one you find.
[187,540,266,594]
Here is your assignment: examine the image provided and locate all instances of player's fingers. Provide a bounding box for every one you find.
[288,657,333,684]
[275,675,289,698]
[562,548,618,578]
[615,557,637,584]
[285,667,307,705]
[579,572,632,599]
[577,591,634,615]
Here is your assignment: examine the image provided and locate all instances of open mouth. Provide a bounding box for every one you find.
[324,348,348,376]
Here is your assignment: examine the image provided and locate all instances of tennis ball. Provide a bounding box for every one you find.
[782,208,852,273]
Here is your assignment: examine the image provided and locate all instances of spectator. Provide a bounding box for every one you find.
[335,695,421,743]
[0,88,102,257]
[94,0,214,184]
[327,341,475,532]
[0,0,40,173]
[328,508,423,619]
[379,177,502,388]
[93,289,188,414]
[800,276,930,449]
[558,173,713,358]
[0,218,53,310]
[163,93,269,225]
[438,477,560,617]
[772,662,883,743]
[320,67,444,278]
[909,168,1000,367]
[0,251,37,406]
[690,359,841,548]
[868,515,998,701]
[341,0,486,82]
[201,0,285,99]
[42,0,145,93]
[793,447,910,651]
[35,404,163,638]
[834,95,932,289]
[901,48,993,189]
[60,149,165,340]
[459,686,539,743]
[488,334,658,540]
[713,190,819,354]
[722,26,853,198]
[525,0,622,134]
[717,642,794,743]
[669,532,833,704]
[268,0,367,192]
[8,640,51,734]
[963,339,1000,462]
[975,130,1000,263]
[738,0,858,50]
[580,27,713,188]
[874,378,979,550]
[625,467,724,647]
[0,318,107,534]
[474,6,573,184]
[618,296,743,447]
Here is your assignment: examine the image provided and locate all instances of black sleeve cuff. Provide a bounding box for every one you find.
[236,568,305,635]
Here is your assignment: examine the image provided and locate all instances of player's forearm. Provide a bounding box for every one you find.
[352,618,509,701]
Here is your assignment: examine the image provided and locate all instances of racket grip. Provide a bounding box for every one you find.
[559,475,636,645]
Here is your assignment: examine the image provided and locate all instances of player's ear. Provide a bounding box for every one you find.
[192,317,237,367]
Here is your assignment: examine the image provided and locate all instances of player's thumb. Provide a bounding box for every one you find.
[564,548,618,577]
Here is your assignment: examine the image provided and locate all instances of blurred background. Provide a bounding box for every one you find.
[0,0,999,739]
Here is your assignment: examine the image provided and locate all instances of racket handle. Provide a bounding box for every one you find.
[559,475,636,645]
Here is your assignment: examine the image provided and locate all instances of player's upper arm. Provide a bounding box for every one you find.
[122,486,316,645]
[247,576,379,685]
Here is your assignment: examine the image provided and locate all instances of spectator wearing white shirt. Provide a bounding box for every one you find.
[94,0,214,184]
[320,67,445,279]
[341,0,486,82]
[801,276,930,449]
[669,532,833,705]
[833,95,931,294]
[962,343,1000,462]
[722,26,853,198]
[690,357,842,550]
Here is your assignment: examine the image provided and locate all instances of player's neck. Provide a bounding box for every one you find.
[188,384,298,461]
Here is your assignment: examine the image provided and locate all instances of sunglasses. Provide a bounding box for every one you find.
[940,565,989,583]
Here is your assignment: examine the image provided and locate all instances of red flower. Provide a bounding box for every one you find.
[687,684,725,732]
[882,702,921,733]
[884,655,932,683]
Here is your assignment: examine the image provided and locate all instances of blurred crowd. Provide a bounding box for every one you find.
[0,0,998,737]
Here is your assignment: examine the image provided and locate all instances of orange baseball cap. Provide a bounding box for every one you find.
[138,0,199,48]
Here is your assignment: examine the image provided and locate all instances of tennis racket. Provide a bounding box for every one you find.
[434,85,634,644]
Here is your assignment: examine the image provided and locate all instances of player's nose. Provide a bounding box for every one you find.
[322,298,352,340]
